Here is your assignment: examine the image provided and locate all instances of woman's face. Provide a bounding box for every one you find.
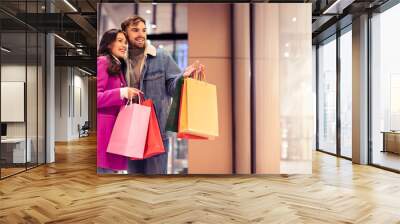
[110,32,127,59]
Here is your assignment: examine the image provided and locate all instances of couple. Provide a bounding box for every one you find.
[97,15,202,174]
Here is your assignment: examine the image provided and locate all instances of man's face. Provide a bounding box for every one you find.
[126,21,147,48]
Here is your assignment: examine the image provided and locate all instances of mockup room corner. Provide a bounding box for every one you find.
[0,1,400,223]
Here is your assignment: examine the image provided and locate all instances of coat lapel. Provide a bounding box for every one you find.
[140,61,148,90]
[120,72,127,87]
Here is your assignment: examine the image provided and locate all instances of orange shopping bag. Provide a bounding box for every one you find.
[177,70,211,140]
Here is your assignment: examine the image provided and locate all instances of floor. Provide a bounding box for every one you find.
[1,163,43,178]
[0,167,25,177]
[0,135,400,223]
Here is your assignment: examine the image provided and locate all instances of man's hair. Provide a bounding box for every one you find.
[121,15,146,32]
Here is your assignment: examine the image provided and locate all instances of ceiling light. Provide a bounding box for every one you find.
[78,67,92,76]
[323,1,341,14]
[54,34,75,48]
[284,52,290,58]
[146,10,152,14]
[292,17,297,22]
[322,0,354,15]
[63,0,78,12]
[151,24,157,29]
[1,47,11,53]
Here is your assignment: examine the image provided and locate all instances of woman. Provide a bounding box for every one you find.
[97,29,141,173]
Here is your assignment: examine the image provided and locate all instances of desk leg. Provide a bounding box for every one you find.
[382,133,386,153]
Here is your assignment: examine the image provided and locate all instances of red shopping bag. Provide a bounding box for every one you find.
[131,99,165,160]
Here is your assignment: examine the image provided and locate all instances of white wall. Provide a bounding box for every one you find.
[54,67,89,141]
[1,65,35,138]
[55,66,68,141]
[1,63,46,164]
[72,73,89,138]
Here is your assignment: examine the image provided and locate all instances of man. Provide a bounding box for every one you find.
[121,15,198,174]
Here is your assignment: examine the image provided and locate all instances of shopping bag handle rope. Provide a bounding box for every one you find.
[191,63,206,81]
[125,92,144,106]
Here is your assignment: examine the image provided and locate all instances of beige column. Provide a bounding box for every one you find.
[233,3,251,174]
[253,4,281,173]
[187,3,233,174]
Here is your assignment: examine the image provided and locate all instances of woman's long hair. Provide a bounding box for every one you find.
[98,29,127,76]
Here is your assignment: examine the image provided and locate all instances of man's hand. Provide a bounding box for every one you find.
[183,61,204,78]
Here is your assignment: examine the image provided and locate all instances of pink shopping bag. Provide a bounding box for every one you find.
[107,98,151,158]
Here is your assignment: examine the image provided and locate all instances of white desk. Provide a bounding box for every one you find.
[1,138,31,163]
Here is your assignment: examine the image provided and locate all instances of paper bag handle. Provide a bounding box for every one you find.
[125,92,144,106]
[192,63,206,81]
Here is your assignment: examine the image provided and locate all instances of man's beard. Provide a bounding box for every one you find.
[131,39,146,49]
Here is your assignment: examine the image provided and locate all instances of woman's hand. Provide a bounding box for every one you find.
[121,87,143,100]
[127,87,142,100]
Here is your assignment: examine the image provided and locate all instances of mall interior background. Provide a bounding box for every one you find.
[98,3,189,174]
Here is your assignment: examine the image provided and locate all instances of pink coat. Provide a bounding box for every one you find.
[97,56,128,170]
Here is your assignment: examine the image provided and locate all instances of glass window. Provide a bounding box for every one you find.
[0,1,46,179]
[98,3,184,38]
[151,40,188,70]
[317,36,337,155]
[175,4,187,33]
[340,28,352,158]
[371,3,400,171]
[1,31,28,177]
